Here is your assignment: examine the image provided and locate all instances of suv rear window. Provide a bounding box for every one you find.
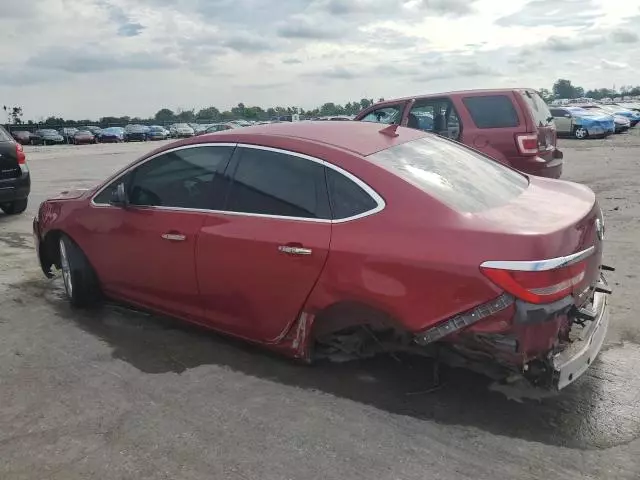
[0,126,12,142]
[463,95,519,129]
[369,136,528,213]
[520,90,553,127]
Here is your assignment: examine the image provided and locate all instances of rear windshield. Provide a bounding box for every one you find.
[0,126,12,142]
[462,95,520,128]
[520,90,554,127]
[368,136,528,213]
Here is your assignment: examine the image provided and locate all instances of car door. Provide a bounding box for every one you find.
[551,108,572,135]
[196,145,332,342]
[82,144,235,320]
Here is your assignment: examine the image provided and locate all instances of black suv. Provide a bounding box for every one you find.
[0,125,31,215]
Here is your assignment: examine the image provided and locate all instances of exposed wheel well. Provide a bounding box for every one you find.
[310,301,410,361]
[40,230,63,275]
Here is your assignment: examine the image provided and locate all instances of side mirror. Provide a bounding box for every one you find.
[110,182,128,207]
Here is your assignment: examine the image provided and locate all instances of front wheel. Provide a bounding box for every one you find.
[0,198,28,215]
[574,127,588,139]
[58,234,100,307]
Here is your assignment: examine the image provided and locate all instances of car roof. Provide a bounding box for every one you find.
[189,121,428,156]
[365,88,532,108]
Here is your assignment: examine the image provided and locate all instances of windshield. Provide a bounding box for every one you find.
[368,136,528,213]
[176,123,190,128]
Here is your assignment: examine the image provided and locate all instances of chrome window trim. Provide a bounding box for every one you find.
[90,142,386,224]
[480,246,595,272]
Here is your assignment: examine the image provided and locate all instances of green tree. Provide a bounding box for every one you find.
[196,107,221,121]
[155,108,175,122]
[552,79,584,99]
[176,109,195,122]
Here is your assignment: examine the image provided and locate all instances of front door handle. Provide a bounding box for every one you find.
[278,245,312,256]
[161,232,186,242]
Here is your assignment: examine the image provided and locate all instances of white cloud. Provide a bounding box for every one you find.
[1,0,640,119]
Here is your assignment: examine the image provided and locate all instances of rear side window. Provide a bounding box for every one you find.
[326,169,378,220]
[0,126,12,142]
[369,136,528,213]
[226,148,331,219]
[520,90,554,127]
[463,95,519,129]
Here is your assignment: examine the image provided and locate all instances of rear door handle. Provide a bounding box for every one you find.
[278,245,312,255]
[161,232,186,242]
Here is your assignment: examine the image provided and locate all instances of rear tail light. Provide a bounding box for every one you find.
[515,133,538,155]
[15,143,28,173]
[15,143,26,164]
[480,247,595,304]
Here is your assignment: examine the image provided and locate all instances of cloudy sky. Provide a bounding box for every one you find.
[2,0,640,120]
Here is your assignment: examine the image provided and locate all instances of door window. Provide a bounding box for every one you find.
[360,105,404,124]
[225,148,331,219]
[326,168,378,220]
[93,146,234,208]
[409,99,461,140]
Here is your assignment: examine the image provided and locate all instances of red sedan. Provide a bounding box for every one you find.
[33,121,611,391]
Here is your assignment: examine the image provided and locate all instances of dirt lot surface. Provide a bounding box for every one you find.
[1,135,639,479]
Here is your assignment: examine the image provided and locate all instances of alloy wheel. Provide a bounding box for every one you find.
[59,238,73,298]
[575,127,588,139]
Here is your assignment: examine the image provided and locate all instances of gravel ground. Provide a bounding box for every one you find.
[0,134,639,479]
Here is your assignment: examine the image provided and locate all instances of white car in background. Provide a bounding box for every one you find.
[170,123,195,138]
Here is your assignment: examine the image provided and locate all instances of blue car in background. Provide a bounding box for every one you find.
[591,104,640,127]
[550,106,614,139]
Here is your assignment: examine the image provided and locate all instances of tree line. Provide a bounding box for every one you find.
[538,79,640,102]
[4,79,640,127]
[6,99,383,128]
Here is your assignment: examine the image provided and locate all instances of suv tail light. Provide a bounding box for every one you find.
[15,143,28,173]
[515,133,538,156]
[480,247,595,304]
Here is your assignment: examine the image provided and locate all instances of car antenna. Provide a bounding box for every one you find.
[379,124,399,137]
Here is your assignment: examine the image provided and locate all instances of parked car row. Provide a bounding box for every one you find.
[549,103,640,139]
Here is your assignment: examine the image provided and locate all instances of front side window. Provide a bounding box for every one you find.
[360,105,404,125]
[225,148,331,219]
[369,136,528,213]
[463,95,520,129]
[93,146,233,209]
[550,108,567,118]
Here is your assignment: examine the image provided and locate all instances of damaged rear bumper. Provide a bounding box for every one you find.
[552,289,609,390]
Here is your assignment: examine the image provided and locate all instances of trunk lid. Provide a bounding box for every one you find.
[473,176,603,303]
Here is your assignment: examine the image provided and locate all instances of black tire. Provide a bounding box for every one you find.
[1,198,28,215]
[58,234,101,307]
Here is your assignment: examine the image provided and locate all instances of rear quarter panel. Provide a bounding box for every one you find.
[301,150,503,334]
